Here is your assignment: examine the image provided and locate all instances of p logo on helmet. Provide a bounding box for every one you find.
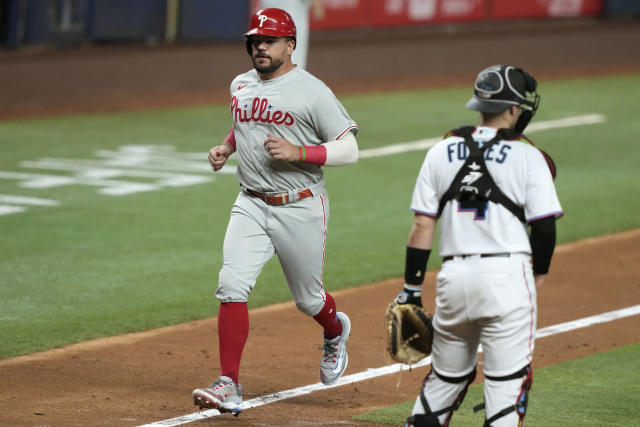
[258,15,269,27]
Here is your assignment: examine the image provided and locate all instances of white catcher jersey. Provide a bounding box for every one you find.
[229,67,358,192]
[410,126,563,256]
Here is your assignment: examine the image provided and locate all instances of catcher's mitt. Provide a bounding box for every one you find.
[385,301,433,364]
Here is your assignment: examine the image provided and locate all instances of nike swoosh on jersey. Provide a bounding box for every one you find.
[237,84,247,90]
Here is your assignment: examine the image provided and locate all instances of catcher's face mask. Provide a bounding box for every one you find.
[465,65,540,133]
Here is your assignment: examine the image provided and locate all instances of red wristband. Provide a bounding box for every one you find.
[300,145,327,165]
[224,129,236,151]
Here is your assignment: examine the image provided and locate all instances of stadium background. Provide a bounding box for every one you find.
[1,1,639,426]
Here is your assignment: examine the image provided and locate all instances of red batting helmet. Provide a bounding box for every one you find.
[245,8,297,54]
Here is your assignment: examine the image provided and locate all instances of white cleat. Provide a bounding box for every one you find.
[192,376,243,416]
[319,312,351,385]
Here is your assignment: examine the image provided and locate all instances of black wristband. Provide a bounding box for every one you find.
[405,246,431,285]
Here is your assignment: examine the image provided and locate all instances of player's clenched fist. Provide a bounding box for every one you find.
[208,143,233,172]
[264,133,299,162]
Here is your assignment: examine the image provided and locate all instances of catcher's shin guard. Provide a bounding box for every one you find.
[407,367,477,427]
[473,365,533,426]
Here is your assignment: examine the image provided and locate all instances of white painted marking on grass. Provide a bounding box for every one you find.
[0,194,59,206]
[0,113,606,217]
[0,171,77,187]
[358,113,606,159]
[139,303,639,426]
[0,169,213,196]
[359,137,442,158]
[525,113,606,133]
[0,194,59,215]
[0,205,26,215]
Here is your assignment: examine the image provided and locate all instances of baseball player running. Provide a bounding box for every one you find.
[192,8,358,416]
[395,65,562,426]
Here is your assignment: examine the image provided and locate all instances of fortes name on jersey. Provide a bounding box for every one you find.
[230,96,294,126]
[447,140,511,164]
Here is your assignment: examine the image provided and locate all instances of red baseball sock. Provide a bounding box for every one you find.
[313,292,343,340]
[218,302,249,385]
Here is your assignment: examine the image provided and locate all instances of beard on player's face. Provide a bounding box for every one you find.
[250,36,291,76]
[252,53,284,75]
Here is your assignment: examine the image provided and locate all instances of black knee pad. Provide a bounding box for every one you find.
[407,411,442,427]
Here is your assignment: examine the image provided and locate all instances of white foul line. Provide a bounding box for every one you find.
[138,303,640,427]
[358,113,606,159]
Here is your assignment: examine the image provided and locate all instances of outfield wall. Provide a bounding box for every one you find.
[306,0,604,30]
[4,0,639,49]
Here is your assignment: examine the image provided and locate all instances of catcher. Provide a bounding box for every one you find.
[389,65,562,426]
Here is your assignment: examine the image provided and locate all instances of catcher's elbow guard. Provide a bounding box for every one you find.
[385,301,434,364]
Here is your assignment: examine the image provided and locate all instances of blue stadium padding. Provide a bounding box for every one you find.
[24,0,50,44]
[178,0,249,41]
[89,0,165,41]
[85,0,95,40]
[604,0,640,17]
[2,0,21,47]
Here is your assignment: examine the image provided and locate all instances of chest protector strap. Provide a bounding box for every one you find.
[437,126,525,223]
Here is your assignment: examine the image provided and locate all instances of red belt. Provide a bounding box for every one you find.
[246,188,313,205]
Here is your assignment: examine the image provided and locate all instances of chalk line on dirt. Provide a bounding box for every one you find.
[138,303,640,426]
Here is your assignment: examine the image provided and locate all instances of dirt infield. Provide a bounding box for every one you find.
[1,17,639,427]
[1,230,639,426]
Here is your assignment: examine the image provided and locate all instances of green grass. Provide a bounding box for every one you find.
[354,342,640,426]
[1,73,639,358]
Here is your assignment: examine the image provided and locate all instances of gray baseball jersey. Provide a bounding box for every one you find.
[217,66,357,316]
[229,67,357,193]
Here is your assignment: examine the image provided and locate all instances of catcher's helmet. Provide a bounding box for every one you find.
[245,8,297,55]
[466,65,540,132]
